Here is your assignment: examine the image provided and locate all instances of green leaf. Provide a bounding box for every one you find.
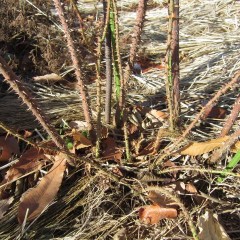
[217,150,240,182]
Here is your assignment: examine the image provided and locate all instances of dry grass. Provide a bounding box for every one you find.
[0,0,240,239]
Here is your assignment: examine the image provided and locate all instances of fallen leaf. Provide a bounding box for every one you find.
[146,109,168,123]
[179,137,229,156]
[138,140,155,156]
[0,197,14,219]
[139,204,177,224]
[72,129,92,149]
[185,183,198,194]
[3,147,45,184]
[198,210,231,240]
[203,106,227,120]
[231,141,240,153]
[18,152,67,223]
[101,137,122,162]
[23,130,33,138]
[0,136,20,161]
[148,190,178,208]
[33,73,63,82]
[69,121,88,130]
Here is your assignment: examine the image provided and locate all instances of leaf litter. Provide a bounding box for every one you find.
[0,0,239,239]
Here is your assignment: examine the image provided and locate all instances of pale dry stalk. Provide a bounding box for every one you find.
[53,0,94,134]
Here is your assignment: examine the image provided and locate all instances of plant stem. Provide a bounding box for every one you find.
[0,56,75,166]
[53,0,94,136]
[220,96,240,137]
[165,0,180,131]
[104,0,113,124]
[167,71,240,152]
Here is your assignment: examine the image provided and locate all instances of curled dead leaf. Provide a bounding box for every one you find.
[0,136,20,161]
[185,183,198,194]
[72,129,92,149]
[148,190,178,208]
[33,73,63,82]
[146,109,168,122]
[18,153,67,223]
[0,197,14,219]
[139,204,177,224]
[101,137,122,162]
[3,147,45,184]
[198,210,231,240]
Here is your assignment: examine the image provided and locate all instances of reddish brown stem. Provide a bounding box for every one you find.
[121,0,148,108]
[220,96,240,137]
[171,0,180,127]
[165,0,180,131]
[53,0,94,134]
[167,71,240,152]
[0,55,74,165]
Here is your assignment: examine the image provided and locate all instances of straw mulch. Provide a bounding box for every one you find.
[0,0,239,239]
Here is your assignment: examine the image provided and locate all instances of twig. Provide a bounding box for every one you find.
[95,39,102,158]
[53,0,94,136]
[220,96,240,137]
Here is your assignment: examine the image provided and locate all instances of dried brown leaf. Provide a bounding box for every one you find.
[198,210,231,240]
[185,183,198,194]
[179,137,229,156]
[146,109,168,122]
[203,106,227,120]
[148,190,177,208]
[138,140,155,156]
[0,197,14,219]
[0,136,20,161]
[33,73,63,82]
[139,204,177,224]
[3,147,45,184]
[18,153,66,223]
[72,129,92,149]
[101,137,122,162]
